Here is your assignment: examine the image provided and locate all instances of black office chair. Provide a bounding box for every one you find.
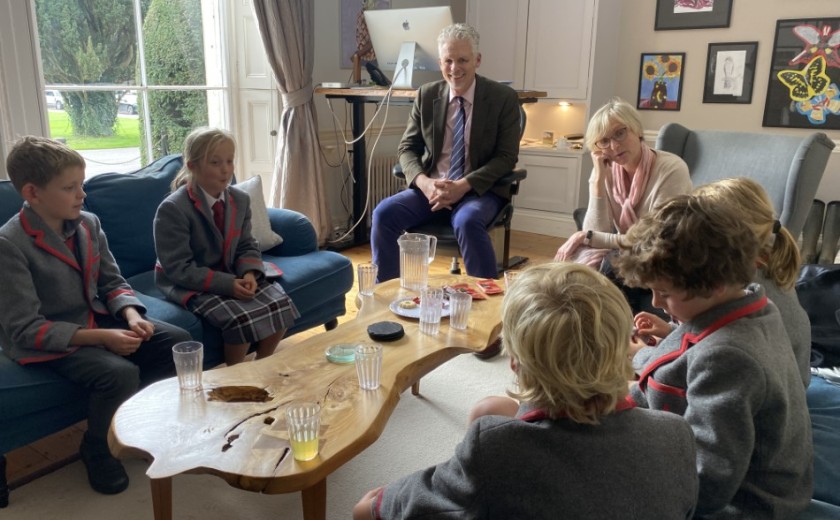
[391,105,528,275]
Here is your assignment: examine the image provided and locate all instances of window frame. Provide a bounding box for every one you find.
[36,0,233,172]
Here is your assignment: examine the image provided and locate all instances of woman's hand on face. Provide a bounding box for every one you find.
[554,230,588,262]
[590,150,613,197]
[592,150,613,174]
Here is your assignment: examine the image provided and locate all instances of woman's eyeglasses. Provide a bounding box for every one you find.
[595,127,629,149]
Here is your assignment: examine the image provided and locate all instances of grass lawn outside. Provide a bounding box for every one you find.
[48,110,141,150]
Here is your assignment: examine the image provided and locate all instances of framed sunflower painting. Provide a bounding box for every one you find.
[637,53,686,111]
[762,17,840,129]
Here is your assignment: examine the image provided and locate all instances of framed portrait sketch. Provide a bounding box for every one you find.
[637,53,686,111]
[703,42,758,104]
[655,0,733,31]
[762,17,840,129]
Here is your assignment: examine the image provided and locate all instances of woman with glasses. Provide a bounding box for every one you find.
[555,98,691,313]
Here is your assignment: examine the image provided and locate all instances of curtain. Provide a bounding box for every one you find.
[252,0,331,245]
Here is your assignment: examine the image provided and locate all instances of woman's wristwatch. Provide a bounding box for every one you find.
[583,230,593,246]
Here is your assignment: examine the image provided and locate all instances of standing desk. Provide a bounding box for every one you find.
[314,86,547,247]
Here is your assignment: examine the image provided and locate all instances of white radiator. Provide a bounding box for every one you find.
[368,155,404,210]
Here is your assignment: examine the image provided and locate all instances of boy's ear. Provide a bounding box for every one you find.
[20,183,39,204]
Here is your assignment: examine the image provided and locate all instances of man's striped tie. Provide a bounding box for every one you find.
[448,96,466,180]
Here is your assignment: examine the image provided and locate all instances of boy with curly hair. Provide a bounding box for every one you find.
[614,193,813,518]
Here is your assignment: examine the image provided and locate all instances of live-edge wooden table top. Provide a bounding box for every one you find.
[108,275,504,518]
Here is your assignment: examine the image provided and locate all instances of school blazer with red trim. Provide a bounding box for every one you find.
[153,184,265,307]
[0,206,144,364]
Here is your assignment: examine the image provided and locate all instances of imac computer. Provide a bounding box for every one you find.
[363,6,454,89]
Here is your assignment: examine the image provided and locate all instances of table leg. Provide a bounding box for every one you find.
[411,381,420,395]
[150,477,173,520]
[301,478,327,520]
[350,99,367,246]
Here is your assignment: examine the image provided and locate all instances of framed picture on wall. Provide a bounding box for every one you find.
[703,42,758,104]
[654,0,733,31]
[637,53,686,111]
[762,17,840,129]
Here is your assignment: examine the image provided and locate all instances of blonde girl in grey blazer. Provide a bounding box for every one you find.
[154,128,298,365]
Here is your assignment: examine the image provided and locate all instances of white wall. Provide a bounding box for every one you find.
[610,0,840,201]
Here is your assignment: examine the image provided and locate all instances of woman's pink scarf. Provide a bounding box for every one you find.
[609,142,655,233]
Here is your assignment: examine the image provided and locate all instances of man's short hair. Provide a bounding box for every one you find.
[503,263,635,424]
[614,193,760,298]
[437,23,479,56]
[6,136,85,192]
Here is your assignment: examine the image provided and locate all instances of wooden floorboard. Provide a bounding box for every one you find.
[5,230,559,486]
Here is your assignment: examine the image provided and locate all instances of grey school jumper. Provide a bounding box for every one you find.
[755,271,811,388]
[631,284,813,519]
[377,406,698,519]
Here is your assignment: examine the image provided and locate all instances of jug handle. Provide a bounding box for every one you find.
[427,235,437,264]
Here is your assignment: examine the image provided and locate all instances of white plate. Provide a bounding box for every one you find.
[389,297,451,319]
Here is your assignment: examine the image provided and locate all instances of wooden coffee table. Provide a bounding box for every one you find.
[108,276,503,520]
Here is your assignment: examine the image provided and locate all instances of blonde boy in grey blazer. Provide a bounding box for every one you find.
[354,264,698,519]
[0,136,191,495]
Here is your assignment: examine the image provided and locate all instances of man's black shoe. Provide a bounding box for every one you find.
[80,433,129,495]
[474,336,502,360]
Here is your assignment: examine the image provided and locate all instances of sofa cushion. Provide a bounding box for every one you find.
[262,249,353,317]
[83,154,183,278]
[0,354,88,423]
[235,175,283,251]
[0,180,24,226]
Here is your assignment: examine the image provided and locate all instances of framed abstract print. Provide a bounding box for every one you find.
[762,17,840,129]
[655,0,733,31]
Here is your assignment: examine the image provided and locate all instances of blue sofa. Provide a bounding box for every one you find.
[0,154,353,507]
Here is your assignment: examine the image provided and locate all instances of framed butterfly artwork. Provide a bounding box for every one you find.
[762,17,840,129]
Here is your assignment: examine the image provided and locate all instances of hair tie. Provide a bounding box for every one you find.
[772,220,781,234]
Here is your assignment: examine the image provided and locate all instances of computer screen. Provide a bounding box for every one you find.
[364,6,453,88]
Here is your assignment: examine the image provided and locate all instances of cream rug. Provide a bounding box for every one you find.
[8,353,511,520]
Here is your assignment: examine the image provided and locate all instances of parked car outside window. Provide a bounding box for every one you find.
[118,91,138,115]
[45,90,64,110]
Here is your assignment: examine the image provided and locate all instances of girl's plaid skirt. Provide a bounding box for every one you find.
[189,280,299,345]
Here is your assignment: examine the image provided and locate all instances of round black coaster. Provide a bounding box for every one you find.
[367,321,405,342]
